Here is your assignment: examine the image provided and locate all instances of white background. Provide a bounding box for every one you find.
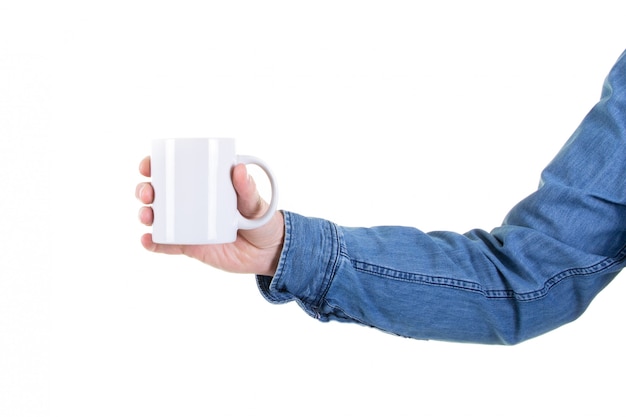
[2,1,626,416]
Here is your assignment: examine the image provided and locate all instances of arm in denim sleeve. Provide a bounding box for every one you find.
[257,50,626,345]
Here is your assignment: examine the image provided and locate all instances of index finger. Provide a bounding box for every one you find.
[139,156,151,177]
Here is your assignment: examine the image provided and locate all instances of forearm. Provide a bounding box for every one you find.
[258,49,626,344]
[259,211,624,344]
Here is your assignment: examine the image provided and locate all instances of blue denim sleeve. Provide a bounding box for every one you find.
[257,50,626,345]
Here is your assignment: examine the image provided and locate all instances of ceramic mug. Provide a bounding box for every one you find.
[151,138,278,244]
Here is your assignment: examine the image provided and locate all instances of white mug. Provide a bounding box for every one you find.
[151,138,278,244]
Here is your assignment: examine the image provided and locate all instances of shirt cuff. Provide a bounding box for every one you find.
[256,211,342,319]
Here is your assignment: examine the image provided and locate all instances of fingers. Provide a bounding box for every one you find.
[137,206,153,226]
[135,182,154,204]
[139,156,151,177]
[136,157,154,220]
[232,164,268,219]
[136,157,154,225]
[141,233,213,259]
[141,233,186,255]
[135,156,154,226]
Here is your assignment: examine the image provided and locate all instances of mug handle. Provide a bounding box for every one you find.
[235,155,279,230]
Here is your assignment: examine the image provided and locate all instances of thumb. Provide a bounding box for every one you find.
[232,164,268,219]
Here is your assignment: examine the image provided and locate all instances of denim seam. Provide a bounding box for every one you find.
[260,210,295,304]
[310,222,342,317]
[321,299,416,338]
[322,299,370,327]
[351,243,626,302]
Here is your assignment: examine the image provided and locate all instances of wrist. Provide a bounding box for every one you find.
[257,211,285,276]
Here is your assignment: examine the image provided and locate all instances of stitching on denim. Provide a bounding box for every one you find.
[264,211,294,303]
[351,243,626,302]
[321,299,414,338]
[322,299,370,326]
[312,222,342,314]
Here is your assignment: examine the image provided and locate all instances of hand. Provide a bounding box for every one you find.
[136,156,284,276]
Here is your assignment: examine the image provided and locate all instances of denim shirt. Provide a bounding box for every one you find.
[257,49,626,345]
